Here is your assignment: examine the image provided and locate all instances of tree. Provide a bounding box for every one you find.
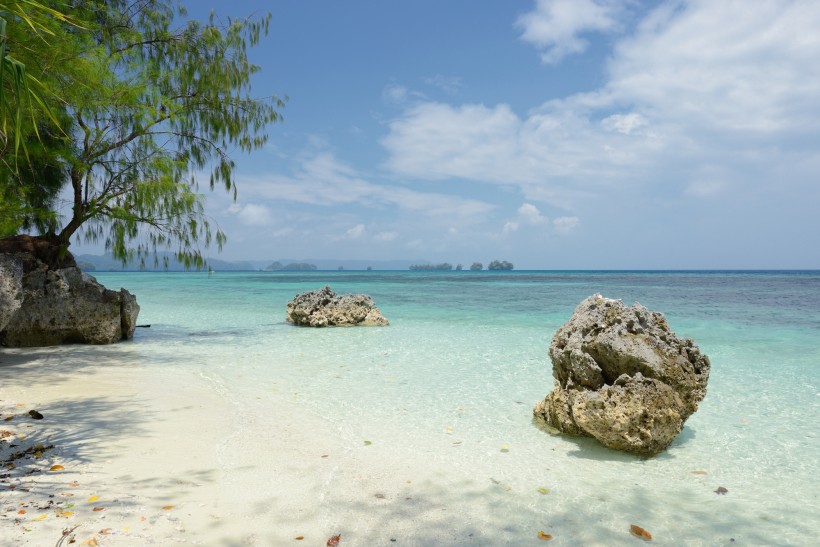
[3,1,284,268]
[0,1,74,157]
[1,2,79,234]
[469,262,482,271]
[488,260,513,270]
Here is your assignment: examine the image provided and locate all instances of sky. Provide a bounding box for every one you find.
[74,0,820,269]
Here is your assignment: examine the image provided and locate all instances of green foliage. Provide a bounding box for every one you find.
[469,262,482,270]
[62,0,283,268]
[487,260,514,270]
[1,122,69,235]
[0,2,79,158]
[2,1,283,269]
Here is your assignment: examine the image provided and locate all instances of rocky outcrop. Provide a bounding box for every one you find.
[0,254,24,333]
[534,294,710,456]
[286,285,389,327]
[0,246,140,347]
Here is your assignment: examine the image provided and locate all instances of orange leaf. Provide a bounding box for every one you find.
[295,536,305,540]
[538,530,553,540]
[17,509,26,514]
[327,533,341,546]
[68,482,80,487]
[162,505,174,510]
[630,524,653,541]
[50,465,65,471]
[93,507,105,512]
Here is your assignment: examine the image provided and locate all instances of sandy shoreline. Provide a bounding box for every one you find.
[0,346,368,546]
[1,347,540,546]
[3,341,817,546]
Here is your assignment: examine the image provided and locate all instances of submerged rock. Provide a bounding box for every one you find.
[286,285,389,327]
[0,243,139,347]
[533,294,710,456]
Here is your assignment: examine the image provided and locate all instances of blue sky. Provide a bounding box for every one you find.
[77,0,820,268]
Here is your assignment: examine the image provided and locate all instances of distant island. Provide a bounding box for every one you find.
[410,263,453,271]
[265,261,317,271]
[488,260,514,270]
[72,254,514,272]
[409,260,514,271]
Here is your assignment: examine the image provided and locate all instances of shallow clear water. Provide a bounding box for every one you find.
[87,270,820,544]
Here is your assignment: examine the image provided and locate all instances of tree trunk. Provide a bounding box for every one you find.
[57,168,86,248]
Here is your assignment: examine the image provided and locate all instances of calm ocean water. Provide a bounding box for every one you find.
[91,270,820,545]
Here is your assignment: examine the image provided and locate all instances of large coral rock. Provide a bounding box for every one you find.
[286,285,389,327]
[0,250,139,347]
[534,294,710,456]
[0,254,24,333]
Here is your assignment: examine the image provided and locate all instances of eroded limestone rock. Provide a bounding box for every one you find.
[0,251,139,347]
[0,254,24,332]
[534,294,710,456]
[286,285,389,327]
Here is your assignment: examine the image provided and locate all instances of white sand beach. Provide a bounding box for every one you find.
[2,346,560,546]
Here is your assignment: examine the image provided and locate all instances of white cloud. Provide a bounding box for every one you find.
[503,203,555,237]
[382,83,426,106]
[230,203,273,226]
[605,0,820,134]
[345,224,366,239]
[382,101,653,208]
[601,112,648,135]
[516,0,622,63]
[382,102,523,181]
[236,152,495,220]
[383,83,410,105]
[383,0,820,211]
[517,203,548,225]
[553,216,579,235]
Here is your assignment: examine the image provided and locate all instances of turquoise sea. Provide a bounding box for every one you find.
[67,271,820,544]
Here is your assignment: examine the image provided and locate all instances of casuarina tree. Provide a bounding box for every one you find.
[1,0,283,268]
